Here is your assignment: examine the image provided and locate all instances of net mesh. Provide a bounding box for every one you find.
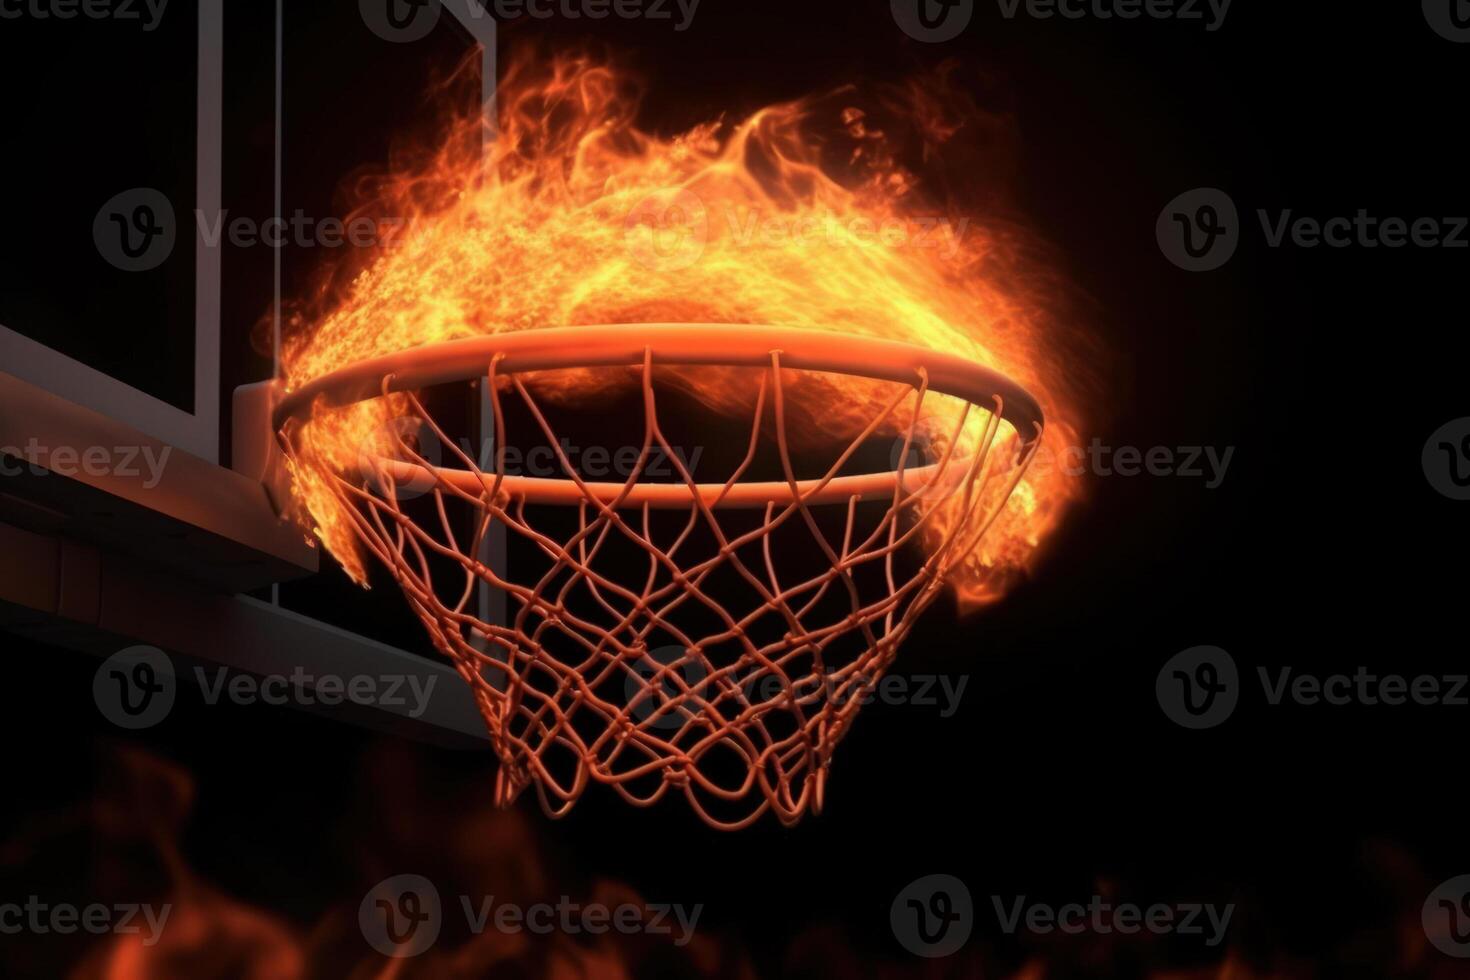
[290,349,1040,829]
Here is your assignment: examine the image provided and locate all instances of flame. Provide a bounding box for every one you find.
[283,50,1091,608]
[0,744,1432,978]
[73,886,304,980]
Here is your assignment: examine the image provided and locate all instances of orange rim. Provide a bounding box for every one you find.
[275,323,1045,509]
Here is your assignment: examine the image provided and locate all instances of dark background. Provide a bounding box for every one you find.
[2,0,1464,975]
[0,4,198,409]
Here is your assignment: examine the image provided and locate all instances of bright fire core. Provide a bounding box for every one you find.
[283,52,1089,609]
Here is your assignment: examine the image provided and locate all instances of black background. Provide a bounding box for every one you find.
[0,4,198,409]
[2,0,1465,976]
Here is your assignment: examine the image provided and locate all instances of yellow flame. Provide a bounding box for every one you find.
[283,51,1090,608]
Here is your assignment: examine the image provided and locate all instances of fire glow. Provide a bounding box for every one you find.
[283,51,1089,609]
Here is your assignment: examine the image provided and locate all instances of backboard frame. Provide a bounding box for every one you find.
[0,0,503,748]
[0,0,223,464]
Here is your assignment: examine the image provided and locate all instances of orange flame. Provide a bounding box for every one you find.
[283,50,1092,608]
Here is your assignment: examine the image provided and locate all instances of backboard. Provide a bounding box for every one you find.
[0,0,498,746]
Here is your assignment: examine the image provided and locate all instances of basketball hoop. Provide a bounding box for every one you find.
[275,324,1044,829]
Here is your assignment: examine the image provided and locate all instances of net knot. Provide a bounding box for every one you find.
[662,760,693,788]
